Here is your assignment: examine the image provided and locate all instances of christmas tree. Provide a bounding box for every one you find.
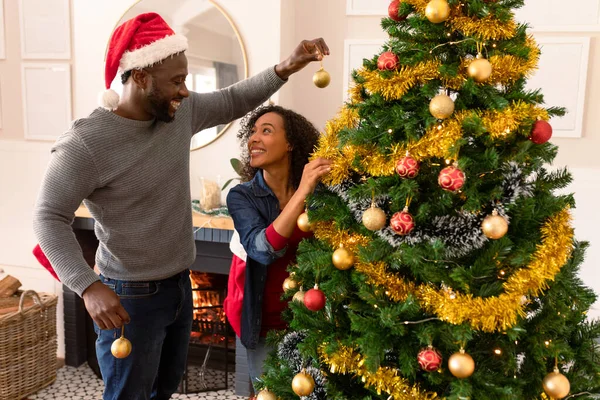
[257,0,600,399]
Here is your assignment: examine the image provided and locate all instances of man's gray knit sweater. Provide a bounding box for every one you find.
[33,67,285,296]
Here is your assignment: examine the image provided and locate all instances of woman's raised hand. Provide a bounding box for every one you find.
[297,157,332,198]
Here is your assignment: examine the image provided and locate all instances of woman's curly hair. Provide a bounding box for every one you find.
[237,105,320,189]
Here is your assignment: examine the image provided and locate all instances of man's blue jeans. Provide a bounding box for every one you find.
[94,270,193,400]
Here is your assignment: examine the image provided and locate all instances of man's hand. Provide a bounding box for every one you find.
[82,281,130,330]
[275,38,330,80]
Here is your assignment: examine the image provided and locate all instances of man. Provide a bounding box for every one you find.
[33,12,329,400]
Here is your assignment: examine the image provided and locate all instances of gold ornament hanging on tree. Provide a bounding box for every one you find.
[292,370,315,396]
[293,287,306,303]
[362,205,387,231]
[543,367,571,399]
[283,274,299,291]
[448,348,475,378]
[256,388,277,400]
[111,326,132,359]
[297,211,313,232]
[332,245,354,270]
[425,0,451,24]
[468,52,493,82]
[481,209,509,239]
[429,92,455,119]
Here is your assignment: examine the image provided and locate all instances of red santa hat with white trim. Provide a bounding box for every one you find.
[99,12,188,110]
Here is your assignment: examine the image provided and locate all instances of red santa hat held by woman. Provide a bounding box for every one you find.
[99,12,188,110]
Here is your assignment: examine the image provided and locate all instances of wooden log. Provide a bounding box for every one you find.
[0,275,22,298]
[0,295,34,315]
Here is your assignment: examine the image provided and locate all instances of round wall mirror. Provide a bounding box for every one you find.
[110,0,248,150]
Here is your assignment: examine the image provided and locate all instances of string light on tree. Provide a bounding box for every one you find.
[425,0,451,23]
[481,209,509,239]
[448,348,475,378]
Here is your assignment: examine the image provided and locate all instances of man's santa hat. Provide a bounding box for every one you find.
[99,12,188,110]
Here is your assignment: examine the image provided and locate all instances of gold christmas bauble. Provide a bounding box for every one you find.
[425,0,451,23]
[543,369,570,399]
[429,93,455,119]
[111,336,132,359]
[481,212,508,239]
[292,371,315,396]
[362,206,387,231]
[283,276,298,291]
[448,350,475,378]
[297,211,313,232]
[313,67,331,88]
[332,247,354,270]
[256,389,277,400]
[468,54,493,82]
[293,289,306,303]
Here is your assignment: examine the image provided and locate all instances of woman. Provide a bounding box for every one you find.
[224,105,331,390]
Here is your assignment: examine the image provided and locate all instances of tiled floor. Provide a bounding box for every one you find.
[27,363,247,399]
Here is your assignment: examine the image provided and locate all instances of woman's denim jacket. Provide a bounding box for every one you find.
[226,170,287,349]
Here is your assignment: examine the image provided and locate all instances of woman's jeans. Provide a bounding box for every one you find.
[93,270,193,400]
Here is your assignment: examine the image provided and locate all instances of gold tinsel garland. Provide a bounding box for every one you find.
[313,102,548,186]
[402,0,517,41]
[355,36,538,102]
[312,209,573,332]
[319,345,439,399]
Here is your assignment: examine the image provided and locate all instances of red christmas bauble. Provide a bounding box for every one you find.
[530,120,553,144]
[417,347,443,372]
[378,51,399,71]
[388,0,406,22]
[390,209,415,235]
[438,166,466,192]
[304,286,326,311]
[395,156,420,178]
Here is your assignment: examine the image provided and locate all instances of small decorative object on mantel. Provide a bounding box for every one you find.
[199,177,222,212]
[0,275,22,298]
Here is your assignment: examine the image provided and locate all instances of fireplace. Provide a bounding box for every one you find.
[64,218,253,397]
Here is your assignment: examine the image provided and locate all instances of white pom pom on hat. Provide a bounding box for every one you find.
[98,88,120,111]
[99,12,188,109]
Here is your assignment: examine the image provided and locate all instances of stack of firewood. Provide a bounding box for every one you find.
[0,274,33,315]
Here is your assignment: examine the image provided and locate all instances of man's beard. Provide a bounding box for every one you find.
[147,86,175,123]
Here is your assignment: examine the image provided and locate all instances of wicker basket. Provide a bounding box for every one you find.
[0,290,58,400]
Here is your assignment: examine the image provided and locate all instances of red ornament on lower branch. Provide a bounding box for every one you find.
[530,120,553,144]
[390,207,415,235]
[304,284,326,311]
[438,165,466,192]
[417,347,443,372]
